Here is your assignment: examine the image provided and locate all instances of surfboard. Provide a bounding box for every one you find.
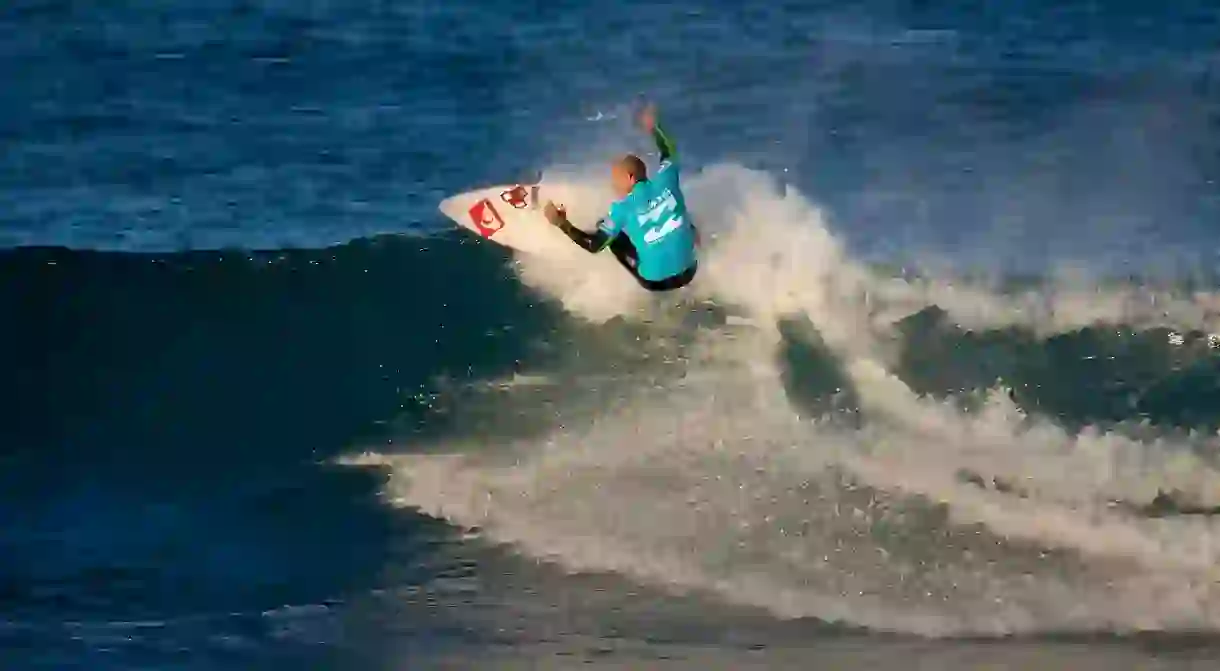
[437,179,722,312]
[437,180,613,256]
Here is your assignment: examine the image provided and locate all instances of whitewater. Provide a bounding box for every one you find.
[341,161,1220,637]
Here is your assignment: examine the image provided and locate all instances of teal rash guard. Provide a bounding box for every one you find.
[552,125,699,291]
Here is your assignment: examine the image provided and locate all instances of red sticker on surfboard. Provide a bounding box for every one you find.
[468,198,505,237]
[499,184,541,210]
[500,185,529,209]
[468,185,542,237]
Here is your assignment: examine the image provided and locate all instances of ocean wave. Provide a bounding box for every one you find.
[344,162,1220,637]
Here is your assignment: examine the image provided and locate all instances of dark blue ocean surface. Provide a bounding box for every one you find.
[6,1,1220,668]
[4,0,1219,265]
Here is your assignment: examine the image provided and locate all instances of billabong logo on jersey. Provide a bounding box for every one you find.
[636,189,677,225]
[643,215,683,244]
[468,198,505,237]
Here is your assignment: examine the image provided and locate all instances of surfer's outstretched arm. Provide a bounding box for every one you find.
[544,202,614,253]
[557,217,614,253]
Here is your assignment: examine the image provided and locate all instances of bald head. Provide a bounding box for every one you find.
[618,154,648,181]
[611,154,648,197]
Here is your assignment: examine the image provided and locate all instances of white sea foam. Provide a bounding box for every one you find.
[343,163,1220,635]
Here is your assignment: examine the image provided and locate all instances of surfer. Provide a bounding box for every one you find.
[544,103,699,292]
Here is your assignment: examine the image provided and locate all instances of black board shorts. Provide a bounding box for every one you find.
[609,234,698,293]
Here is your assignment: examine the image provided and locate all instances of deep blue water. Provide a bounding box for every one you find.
[7,1,1220,668]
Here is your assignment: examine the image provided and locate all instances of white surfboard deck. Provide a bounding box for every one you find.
[437,180,616,257]
[437,179,737,320]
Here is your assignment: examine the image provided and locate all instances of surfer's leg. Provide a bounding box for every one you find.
[609,235,697,292]
[639,263,697,292]
[608,234,650,286]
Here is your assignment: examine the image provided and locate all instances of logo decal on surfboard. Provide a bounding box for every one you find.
[499,185,540,210]
[468,199,506,237]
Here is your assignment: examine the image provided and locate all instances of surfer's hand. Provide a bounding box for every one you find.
[637,103,657,132]
[543,201,566,226]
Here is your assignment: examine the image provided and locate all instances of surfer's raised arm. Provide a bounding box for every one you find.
[638,103,676,164]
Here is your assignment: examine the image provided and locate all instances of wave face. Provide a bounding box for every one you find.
[9,169,1220,667]
[346,163,1220,640]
